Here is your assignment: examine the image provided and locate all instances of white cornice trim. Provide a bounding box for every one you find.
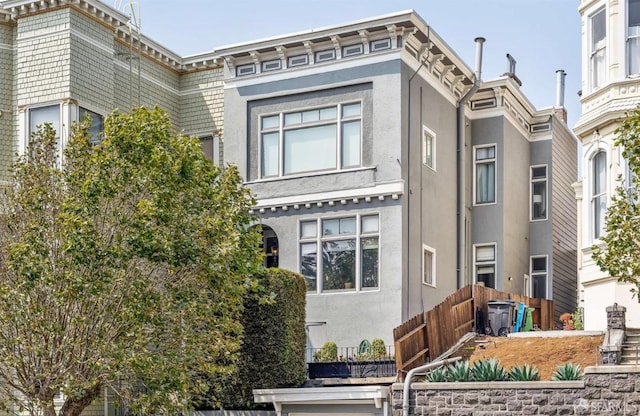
[250,181,404,213]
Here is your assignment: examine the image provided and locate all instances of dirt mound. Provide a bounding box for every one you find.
[466,333,604,380]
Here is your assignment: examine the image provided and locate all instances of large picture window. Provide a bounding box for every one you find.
[531,165,547,221]
[474,145,496,204]
[300,214,379,293]
[591,8,606,89]
[592,151,607,240]
[260,102,362,177]
[29,105,61,139]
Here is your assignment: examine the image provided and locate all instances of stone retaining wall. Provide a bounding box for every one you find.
[392,367,640,415]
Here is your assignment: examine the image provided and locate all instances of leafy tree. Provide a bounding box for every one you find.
[0,107,262,416]
[593,108,640,299]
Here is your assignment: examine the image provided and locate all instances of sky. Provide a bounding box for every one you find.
[126,0,582,127]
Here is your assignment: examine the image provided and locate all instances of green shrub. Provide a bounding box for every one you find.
[471,358,507,381]
[551,363,583,380]
[508,364,540,381]
[371,338,387,358]
[444,360,472,382]
[215,268,307,410]
[320,341,338,362]
[425,366,448,382]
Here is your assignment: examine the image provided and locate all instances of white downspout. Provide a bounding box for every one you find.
[402,356,462,416]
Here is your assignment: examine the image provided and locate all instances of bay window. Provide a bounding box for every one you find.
[300,214,379,293]
[260,102,362,177]
[79,107,104,145]
[29,105,60,139]
[591,8,606,89]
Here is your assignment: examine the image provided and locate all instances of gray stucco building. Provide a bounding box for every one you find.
[217,10,578,351]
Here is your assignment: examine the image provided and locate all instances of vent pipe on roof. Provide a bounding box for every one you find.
[474,37,485,82]
[556,69,566,108]
[555,69,567,123]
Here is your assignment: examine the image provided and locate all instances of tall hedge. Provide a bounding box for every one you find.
[218,268,307,409]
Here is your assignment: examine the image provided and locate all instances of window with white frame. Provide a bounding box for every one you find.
[592,151,607,240]
[629,0,640,76]
[260,102,362,177]
[591,8,606,89]
[422,127,435,170]
[530,256,548,299]
[474,244,496,289]
[474,145,496,204]
[422,245,435,286]
[199,134,221,166]
[300,214,379,293]
[29,105,61,140]
[79,108,103,145]
[531,165,547,221]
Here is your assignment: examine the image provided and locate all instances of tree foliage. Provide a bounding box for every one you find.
[593,108,640,299]
[0,107,262,416]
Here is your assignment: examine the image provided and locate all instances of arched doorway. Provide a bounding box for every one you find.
[261,225,279,268]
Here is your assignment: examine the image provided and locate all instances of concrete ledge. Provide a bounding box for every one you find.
[391,380,584,390]
[585,365,640,374]
[508,330,604,338]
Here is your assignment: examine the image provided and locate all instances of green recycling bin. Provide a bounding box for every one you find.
[523,307,535,332]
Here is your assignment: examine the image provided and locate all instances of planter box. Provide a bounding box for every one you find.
[308,360,396,379]
[308,362,350,379]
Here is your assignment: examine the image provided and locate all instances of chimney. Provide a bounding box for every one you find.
[555,69,567,123]
[502,53,522,86]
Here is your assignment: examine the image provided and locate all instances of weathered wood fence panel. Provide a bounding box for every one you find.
[393,285,554,380]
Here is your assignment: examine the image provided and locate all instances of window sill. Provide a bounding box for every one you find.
[248,166,376,185]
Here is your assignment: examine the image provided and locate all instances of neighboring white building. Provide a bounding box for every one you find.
[575,0,640,330]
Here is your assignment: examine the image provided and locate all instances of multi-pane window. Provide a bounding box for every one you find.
[475,244,496,289]
[260,102,362,177]
[474,145,496,204]
[79,108,103,145]
[531,165,547,221]
[530,256,548,299]
[29,105,60,139]
[592,151,607,240]
[591,8,606,89]
[422,127,435,170]
[300,214,379,293]
[422,245,436,287]
[629,0,640,75]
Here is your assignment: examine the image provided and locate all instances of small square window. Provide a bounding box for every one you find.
[301,221,317,239]
[370,38,391,52]
[342,43,363,57]
[315,49,336,63]
[262,59,282,72]
[236,64,255,76]
[361,215,379,233]
[288,54,308,67]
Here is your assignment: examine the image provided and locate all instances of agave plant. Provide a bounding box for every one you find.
[471,358,508,381]
[551,363,583,380]
[444,360,472,382]
[425,365,447,382]
[508,364,540,381]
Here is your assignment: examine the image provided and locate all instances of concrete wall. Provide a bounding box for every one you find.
[392,367,640,415]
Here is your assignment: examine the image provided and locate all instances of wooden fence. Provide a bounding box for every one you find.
[393,284,554,379]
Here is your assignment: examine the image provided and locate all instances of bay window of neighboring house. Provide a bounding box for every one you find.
[592,151,607,240]
[474,244,496,289]
[300,214,379,293]
[531,165,547,221]
[629,0,640,76]
[474,144,496,204]
[591,8,606,89]
[530,256,548,299]
[260,102,362,178]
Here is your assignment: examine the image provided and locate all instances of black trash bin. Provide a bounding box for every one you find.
[487,300,517,336]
